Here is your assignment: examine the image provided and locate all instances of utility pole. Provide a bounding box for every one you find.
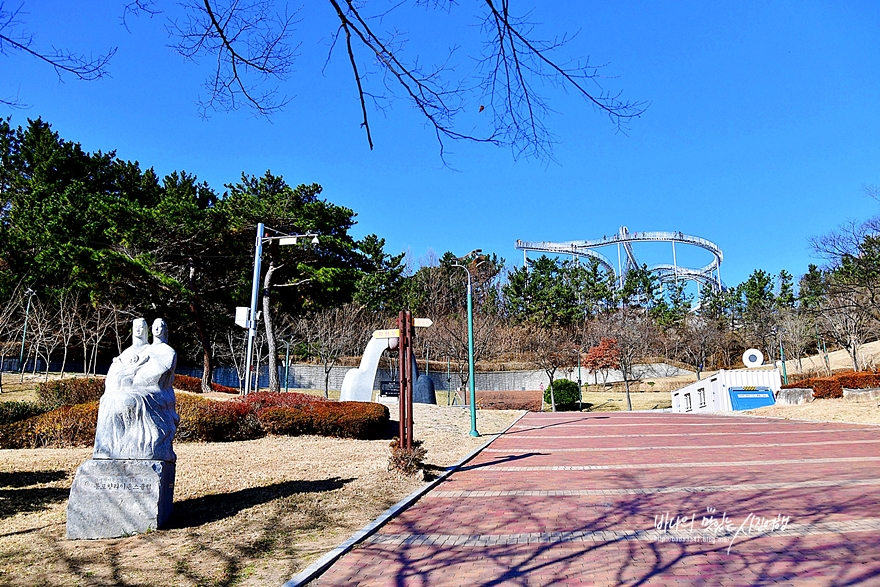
[397,311,415,449]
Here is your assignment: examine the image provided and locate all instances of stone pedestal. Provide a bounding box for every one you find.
[843,388,880,403]
[66,459,175,539]
[775,388,814,406]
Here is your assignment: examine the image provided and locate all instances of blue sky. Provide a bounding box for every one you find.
[3,1,879,292]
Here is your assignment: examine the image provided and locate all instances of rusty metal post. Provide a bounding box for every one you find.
[405,311,414,450]
[397,311,406,449]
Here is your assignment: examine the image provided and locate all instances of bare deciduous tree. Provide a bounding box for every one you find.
[301,303,369,397]
[0,283,24,391]
[56,290,81,379]
[778,308,814,375]
[27,295,60,380]
[77,303,117,376]
[818,289,875,372]
[681,314,722,378]
[596,308,656,410]
[425,309,502,394]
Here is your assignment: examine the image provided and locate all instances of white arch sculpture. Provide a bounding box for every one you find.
[340,335,399,402]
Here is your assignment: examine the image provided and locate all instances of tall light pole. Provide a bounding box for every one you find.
[284,339,292,393]
[242,223,319,395]
[453,249,483,437]
[18,288,35,374]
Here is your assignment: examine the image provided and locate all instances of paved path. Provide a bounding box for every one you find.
[309,412,880,586]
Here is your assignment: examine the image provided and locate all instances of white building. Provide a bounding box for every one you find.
[671,368,781,413]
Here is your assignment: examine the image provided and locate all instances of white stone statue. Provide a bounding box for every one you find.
[93,318,179,462]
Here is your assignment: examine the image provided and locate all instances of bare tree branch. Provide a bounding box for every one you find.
[167,0,299,116]
[4,1,644,161]
[122,1,161,33]
[0,1,116,106]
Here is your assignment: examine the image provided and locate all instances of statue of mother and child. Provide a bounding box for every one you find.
[67,318,179,540]
[93,317,179,462]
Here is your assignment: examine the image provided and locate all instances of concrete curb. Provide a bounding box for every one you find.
[280,410,529,587]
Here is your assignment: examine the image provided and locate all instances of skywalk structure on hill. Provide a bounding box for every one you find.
[516,226,725,292]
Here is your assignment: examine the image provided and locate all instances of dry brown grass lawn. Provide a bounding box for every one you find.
[577,390,673,411]
[746,397,880,425]
[0,400,522,587]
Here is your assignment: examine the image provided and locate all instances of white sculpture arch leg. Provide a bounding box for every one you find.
[340,336,398,402]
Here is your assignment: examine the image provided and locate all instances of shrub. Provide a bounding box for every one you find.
[0,401,49,425]
[836,372,880,391]
[0,391,388,449]
[173,374,205,394]
[0,418,34,449]
[780,370,880,400]
[258,401,389,439]
[36,378,105,409]
[173,374,239,394]
[0,401,99,449]
[176,394,262,442]
[388,438,427,476]
[242,391,330,411]
[544,379,581,409]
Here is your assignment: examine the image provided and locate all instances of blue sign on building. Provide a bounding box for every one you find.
[728,387,775,410]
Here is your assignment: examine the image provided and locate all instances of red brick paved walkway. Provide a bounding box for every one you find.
[308,412,880,586]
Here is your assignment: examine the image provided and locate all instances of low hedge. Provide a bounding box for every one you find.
[176,394,262,442]
[173,374,239,394]
[781,370,880,399]
[258,402,389,439]
[1,392,388,448]
[0,401,99,449]
[36,378,105,409]
[242,391,331,410]
[0,401,50,425]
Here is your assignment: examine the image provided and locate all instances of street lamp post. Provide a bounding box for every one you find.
[284,339,292,393]
[453,249,483,437]
[18,288,35,374]
[242,223,319,395]
[243,223,266,395]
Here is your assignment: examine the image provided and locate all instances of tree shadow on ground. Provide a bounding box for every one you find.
[170,477,355,529]
[0,487,70,518]
[0,470,68,487]
[0,470,70,518]
[457,453,548,472]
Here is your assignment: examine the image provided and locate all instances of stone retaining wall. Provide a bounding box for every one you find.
[177,362,693,393]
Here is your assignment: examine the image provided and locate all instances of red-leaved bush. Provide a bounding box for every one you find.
[242,391,331,411]
[176,394,261,442]
[781,370,880,399]
[257,401,389,439]
[1,392,388,448]
[173,374,239,394]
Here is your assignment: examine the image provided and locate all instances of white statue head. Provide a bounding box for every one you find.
[152,318,168,344]
[132,318,148,347]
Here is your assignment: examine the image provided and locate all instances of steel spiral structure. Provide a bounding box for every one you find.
[516,226,725,291]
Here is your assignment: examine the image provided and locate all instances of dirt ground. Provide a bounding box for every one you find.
[0,403,523,587]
